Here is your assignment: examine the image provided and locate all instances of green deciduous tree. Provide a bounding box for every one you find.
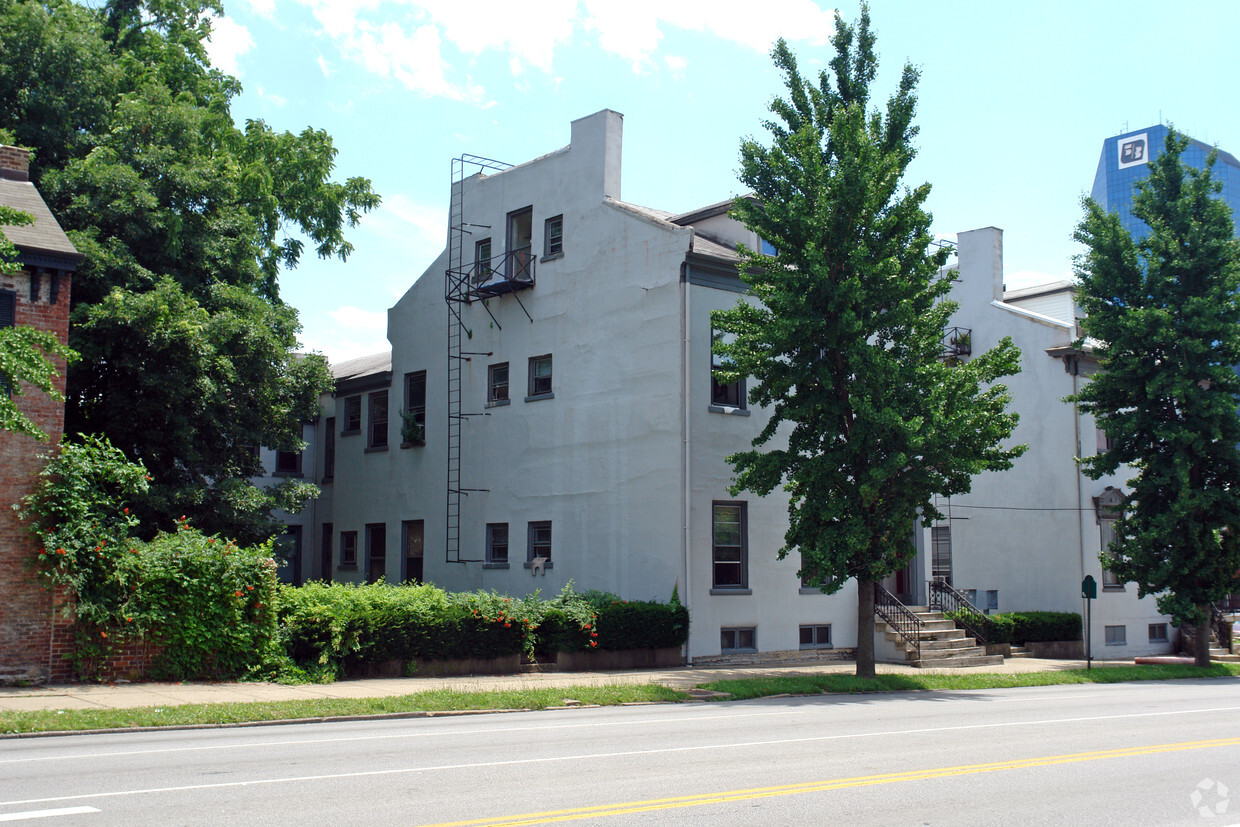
[1072,129,1240,667]
[0,204,78,440]
[0,0,379,538]
[713,8,1025,677]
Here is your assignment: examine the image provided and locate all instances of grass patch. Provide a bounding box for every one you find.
[0,684,687,735]
[700,663,1240,700]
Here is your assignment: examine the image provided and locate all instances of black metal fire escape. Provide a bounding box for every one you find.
[444,155,509,564]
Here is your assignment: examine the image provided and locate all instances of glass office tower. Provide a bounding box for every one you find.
[1091,124,1240,238]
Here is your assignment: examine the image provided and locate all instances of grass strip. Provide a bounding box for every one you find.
[699,663,1240,699]
[0,684,687,735]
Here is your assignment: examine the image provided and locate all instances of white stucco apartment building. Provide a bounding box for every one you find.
[267,109,1174,661]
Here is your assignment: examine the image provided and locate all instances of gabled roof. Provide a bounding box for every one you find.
[0,178,82,266]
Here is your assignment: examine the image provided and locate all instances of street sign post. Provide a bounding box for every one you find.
[1082,575,1097,669]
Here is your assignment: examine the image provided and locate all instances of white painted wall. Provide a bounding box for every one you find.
[938,227,1173,657]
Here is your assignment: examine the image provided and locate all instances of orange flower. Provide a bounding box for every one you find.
[56,548,65,555]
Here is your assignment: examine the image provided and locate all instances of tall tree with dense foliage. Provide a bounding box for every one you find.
[0,204,77,440]
[713,8,1024,677]
[1072,129,1240,667]
[0,0,378,541]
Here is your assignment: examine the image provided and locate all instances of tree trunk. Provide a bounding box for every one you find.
[1196,608,1212,668]
[856,579,875,678]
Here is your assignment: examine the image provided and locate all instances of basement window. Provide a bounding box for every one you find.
[721,627,756,652]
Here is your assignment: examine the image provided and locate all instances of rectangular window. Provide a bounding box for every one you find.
[404,371,426,426]
[711,328,743,408]
[528,520,552,562]
[1105,625,1127,646]
[474,237,492,283]
[403,371,426,445]
[278,526,303,585]
[1148,623,1169,643]
[321,522,333,582]
[365,523,386,583]
[799,624,832,649]
[1095,426,1113,455]
[720,627,756,652]
[275,448,301,475]
[931,525,952,585]
[368,390,388,449]
[488,362,509,404]
[402,520,424,584]
[323,417,336,481]
[544,214,563,257]
[800,552,819,589]
[1100,518,1122,588]
[507,206,533,282]
[343,396,361,434]
[527,354,552,399]
[0,290,13,396]
[487,523,509,565]
[712,502,747,589]
[340,530,358,568]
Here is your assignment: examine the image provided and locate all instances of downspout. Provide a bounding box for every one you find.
[680,256,693,663]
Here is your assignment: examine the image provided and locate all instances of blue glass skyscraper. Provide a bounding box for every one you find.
[1091,124,1240,238]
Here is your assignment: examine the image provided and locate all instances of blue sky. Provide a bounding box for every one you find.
[204,0,1240,363]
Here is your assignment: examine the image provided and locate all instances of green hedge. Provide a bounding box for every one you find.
[276,582,689,676]
[276,583,526,675]
[949,610,1082,644]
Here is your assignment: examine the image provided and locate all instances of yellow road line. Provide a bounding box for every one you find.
[420,736,1240,826]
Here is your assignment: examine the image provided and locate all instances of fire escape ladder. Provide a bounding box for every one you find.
[445,155,510,565]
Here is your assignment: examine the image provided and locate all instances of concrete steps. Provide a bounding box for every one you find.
[877,611,1005,669]
[1008,645,1032,659]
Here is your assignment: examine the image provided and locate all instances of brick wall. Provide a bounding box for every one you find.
[0,265,74,683]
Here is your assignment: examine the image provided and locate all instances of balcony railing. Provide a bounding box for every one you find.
[470,246,535,297]
[942,326,972,362]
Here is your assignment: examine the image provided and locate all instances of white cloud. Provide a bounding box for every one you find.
[317,54,332,77]
[664,54,687,74]
[289,0,831,98]
[237,0,277,20]
[256,85,287,107]
[363,193,447,250]
[581,0,835,72]
[330,305,388,329]
[205,16,255,77]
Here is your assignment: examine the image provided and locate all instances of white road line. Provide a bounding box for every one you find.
[0,807,100,822]
[2,704,1239,808]
[0,709,803,765]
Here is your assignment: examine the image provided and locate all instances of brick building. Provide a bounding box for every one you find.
[0,145,81,683]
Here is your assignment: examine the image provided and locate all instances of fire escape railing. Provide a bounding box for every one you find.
[874,582,922,661]
[942,326,972,362]
[928,579,989,646]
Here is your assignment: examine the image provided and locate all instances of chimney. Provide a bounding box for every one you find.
[0,146,30,181]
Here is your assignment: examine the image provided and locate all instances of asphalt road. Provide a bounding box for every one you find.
[2,679,1239,826]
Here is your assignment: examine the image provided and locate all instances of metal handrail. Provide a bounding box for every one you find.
[874,582,922,661]
[928,579,989,646]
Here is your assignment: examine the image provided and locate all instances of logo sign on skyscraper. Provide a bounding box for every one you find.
[1118,134,1149,169]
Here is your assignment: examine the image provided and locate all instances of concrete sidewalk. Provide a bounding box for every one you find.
[0,657,1126,713]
